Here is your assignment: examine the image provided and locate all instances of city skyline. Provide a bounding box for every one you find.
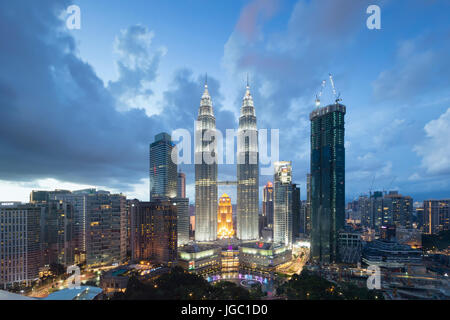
[1,1,450,303]
[1,1,450,205]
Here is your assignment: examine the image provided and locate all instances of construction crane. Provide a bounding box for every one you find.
[329,73,342,104]
[315,79,326,107]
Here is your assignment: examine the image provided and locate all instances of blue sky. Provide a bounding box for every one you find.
[0,0,450,204]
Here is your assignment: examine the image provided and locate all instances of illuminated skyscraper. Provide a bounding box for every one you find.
[195,81,218,242]
[310,102,346,264]
[217,193,234,239]
[150,133,177,201]
[263,181,274,228]
[237,81,259,241]
[273,161,293,246]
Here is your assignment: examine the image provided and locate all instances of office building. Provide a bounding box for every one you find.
[177,171,186,198]
[273,161,293,246]
[195,81,218,242]
[150,132,177,201]
[236,81,259,241]
[48,189,96,263]
[85,192,127,266]
[292,184,301,240]
[305,173,311,235]
[310,102,346,264]
[41,200,75,267]
[262,181,274,229]
[174,197,189,247]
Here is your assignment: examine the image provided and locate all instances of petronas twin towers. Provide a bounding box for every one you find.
[195,79,259,242]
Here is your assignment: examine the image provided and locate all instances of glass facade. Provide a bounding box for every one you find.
[237,84,259,241]
[273,161,293,246]
[310,103,346,264]
[150,132,177,201]
[195,84,218,242]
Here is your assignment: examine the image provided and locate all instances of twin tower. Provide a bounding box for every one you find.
[195,80,259,242]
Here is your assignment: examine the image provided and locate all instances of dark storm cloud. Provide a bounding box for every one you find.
[0,0,236,192]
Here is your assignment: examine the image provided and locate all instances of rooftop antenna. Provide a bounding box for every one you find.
[329,73,342,104]
[315,79,326,107]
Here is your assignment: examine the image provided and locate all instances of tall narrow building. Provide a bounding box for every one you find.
[263,181,274,229]
[237,81,259,241]
[150,132,177,201]
[292,184,301,240]
[310,102,346,264]
[177,171,186,198]
[194,81,218,242]
[273,161,293,246]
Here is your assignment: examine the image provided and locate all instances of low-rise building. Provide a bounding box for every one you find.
[178,244,221,277]
[362,239,423,270]
[239,242,292,279]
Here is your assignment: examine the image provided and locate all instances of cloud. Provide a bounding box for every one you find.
[414,107,450,175]
[0,0,234,198]
[108,24,166,116]
[236,0,280,41]
[372,33,450,102]
[222,0,379,193]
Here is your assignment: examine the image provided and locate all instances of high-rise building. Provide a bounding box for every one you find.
[130,200,177,266]
[175,170,189,247]
[150,132,177,201]
[0,203,42,289]
[48,189,93,263]
[85,191,127,266]
[273,161,293,246]
[310,102,346,264]
[237,81,259,241]
[359,191,413,232]
[423,200,449,235]
[217,193,234,239]
[305,173,312,235]
[174,197,190,247]
[40,200,75,267]
[299,200,308,234]
[262,182,274,229]
[195,81,218,242]
[177,171,186,198]
[292,184,301,240]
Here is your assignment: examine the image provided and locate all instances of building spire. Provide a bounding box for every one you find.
[244,73,252,99]
[202,72,210,97]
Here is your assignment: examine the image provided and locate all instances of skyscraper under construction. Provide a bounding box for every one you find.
[310,101,346,264]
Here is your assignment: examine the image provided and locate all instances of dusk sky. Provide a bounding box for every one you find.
[1,0,450,204]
